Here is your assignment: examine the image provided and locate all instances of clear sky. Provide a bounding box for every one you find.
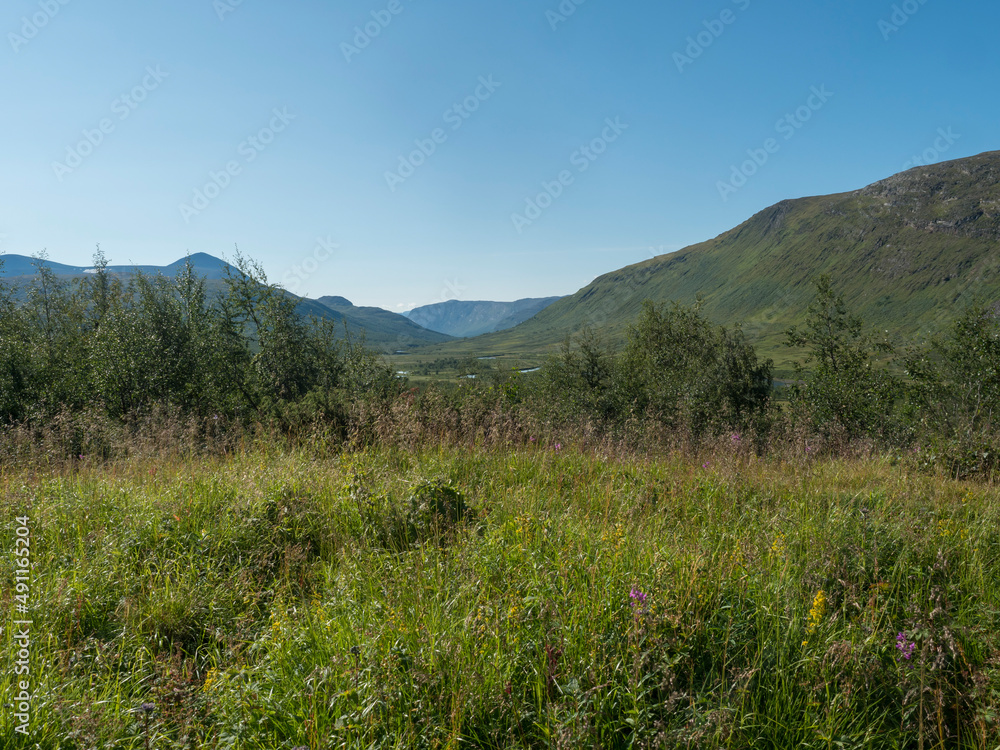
[2,0,997,311]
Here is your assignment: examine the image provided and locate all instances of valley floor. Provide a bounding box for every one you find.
[2,445,999,748]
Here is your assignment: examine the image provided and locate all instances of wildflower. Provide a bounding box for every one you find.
[731,432,741,444]
[770,533,787,557]
[802,590,826,644]
[702,461,710,469]
[529,436,536,443]
[896,631,916,660]
[203,668,219,692]
[554,443,562,452]
[629,586,648,607]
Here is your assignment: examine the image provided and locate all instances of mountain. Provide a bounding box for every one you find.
[314,296,452,349]
[403,297,562,338]
[0,251,232,280]
[422,151,1000,374]
[0,252,450,351]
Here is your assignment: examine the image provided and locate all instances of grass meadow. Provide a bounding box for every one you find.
[3,441,1000,748]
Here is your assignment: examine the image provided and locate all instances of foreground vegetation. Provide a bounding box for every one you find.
[4,251,1000,746]
[3,444,1000,748]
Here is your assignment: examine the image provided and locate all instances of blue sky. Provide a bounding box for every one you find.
[1,0,996,311]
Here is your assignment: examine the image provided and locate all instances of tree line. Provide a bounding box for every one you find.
[0,250,397,432]
[2,252,998,476]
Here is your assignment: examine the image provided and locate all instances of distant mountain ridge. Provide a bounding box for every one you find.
[10,150,1000,371]
[314,296,454,349]
[403,297,562,338]
[422,150,1000,374]
[0,252,450,350]
[0,251,232,280]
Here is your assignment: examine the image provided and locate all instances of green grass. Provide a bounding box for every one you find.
[3,444,1000,748]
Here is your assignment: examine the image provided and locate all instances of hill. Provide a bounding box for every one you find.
[418,151,1000,374]
[0,252,450,351]
[314,296,453,350]
[0,251,232,280]
[403,297,562,338]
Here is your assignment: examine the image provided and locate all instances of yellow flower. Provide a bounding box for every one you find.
[770,533,787,557]
[802,590,826,644]
[203,668,219,692]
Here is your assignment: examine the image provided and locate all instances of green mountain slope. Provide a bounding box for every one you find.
[421,151,1000,374]
[403,297,562,338]
[314,296,452,349]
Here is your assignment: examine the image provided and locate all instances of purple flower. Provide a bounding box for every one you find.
[702,461,710,469]
[731,433,742,444]
[896,632,916,660]
[529,436,536,443]
[554,443,562,452]
[629,587,648,607]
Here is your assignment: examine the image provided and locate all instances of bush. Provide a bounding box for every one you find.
[785,276,903,443]
[542,301,774,439]
[902,302,1000,477]
[0,249,402,446]
[618,300,774,437]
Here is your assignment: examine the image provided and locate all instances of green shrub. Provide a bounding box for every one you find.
[903,302,1000,477]
[785,275,903,443]
[542,301,774,439]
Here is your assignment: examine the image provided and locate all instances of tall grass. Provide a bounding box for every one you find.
[2,444,999,748]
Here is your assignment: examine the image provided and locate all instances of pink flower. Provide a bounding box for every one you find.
[629,587,648,607]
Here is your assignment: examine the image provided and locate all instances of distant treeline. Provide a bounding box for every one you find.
[1,252,998,476]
